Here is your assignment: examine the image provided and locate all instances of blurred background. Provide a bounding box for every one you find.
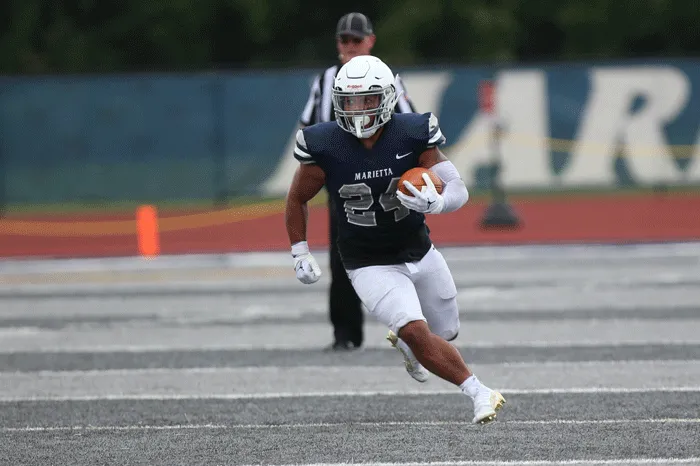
[3,4,700,462]
[1,0,700,258]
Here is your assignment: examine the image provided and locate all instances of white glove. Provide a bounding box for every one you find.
[291,241,322,284]
[396,173,445,214]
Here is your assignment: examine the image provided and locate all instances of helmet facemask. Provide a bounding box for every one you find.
[332,84,400,138]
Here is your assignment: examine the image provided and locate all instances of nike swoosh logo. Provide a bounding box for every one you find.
[396,152,412,159]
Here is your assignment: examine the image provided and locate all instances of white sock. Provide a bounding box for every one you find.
[396,337,420,364]
[459,375,482,398]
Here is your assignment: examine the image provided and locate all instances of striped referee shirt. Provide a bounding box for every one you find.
[299,64,416,126]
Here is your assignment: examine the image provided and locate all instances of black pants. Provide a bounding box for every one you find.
[328,200,364,347]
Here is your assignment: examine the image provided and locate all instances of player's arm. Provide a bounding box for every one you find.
[397,113,469,214]
[285,162,325,245]
[417,145,449,168]
[413,146,469,213]
[285,129,326,284]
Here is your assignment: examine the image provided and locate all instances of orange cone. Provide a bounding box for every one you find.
[136,205,160,258]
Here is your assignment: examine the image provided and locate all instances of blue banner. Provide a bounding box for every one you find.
[1,59,700,204]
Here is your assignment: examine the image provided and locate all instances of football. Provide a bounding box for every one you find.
[398,167,443,196]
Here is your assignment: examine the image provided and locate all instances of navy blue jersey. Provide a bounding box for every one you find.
[294,112,446,270]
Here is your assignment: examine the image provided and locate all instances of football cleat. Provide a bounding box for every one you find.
[472,388,506,424]
[386,330,430,383]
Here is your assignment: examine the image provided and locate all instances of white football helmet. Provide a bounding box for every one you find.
[332,55,402,138]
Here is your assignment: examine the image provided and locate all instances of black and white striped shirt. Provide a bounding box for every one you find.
[299,64,416,127]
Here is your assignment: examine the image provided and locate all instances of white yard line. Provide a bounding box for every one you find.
[1,320,699,352]
[3,418,700,433]
[1,360,699,401]
[239,459,700,466]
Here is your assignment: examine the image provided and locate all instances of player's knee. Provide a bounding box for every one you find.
[442,329,459,341]
[397,320,430,347]
[440,319,460,341]
[428,316,459,342]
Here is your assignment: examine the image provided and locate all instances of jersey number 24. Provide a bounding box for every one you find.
[338,177,410,227]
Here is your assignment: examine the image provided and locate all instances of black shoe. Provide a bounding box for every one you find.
[324,340,360,352]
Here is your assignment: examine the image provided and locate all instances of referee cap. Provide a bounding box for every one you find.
[336,12,374,38]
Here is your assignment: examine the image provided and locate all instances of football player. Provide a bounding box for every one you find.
[284,55,505,424]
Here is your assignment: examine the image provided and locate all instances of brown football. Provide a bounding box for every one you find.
[398,167,443,196]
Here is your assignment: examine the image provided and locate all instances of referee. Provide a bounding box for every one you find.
[299,12,417,352]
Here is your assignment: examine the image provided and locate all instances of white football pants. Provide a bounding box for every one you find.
[346,245,460,339]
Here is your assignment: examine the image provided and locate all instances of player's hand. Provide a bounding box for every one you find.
[396,173,445,214]
[291,241,322,284]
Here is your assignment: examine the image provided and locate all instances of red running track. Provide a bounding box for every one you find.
[1,193,699,258]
